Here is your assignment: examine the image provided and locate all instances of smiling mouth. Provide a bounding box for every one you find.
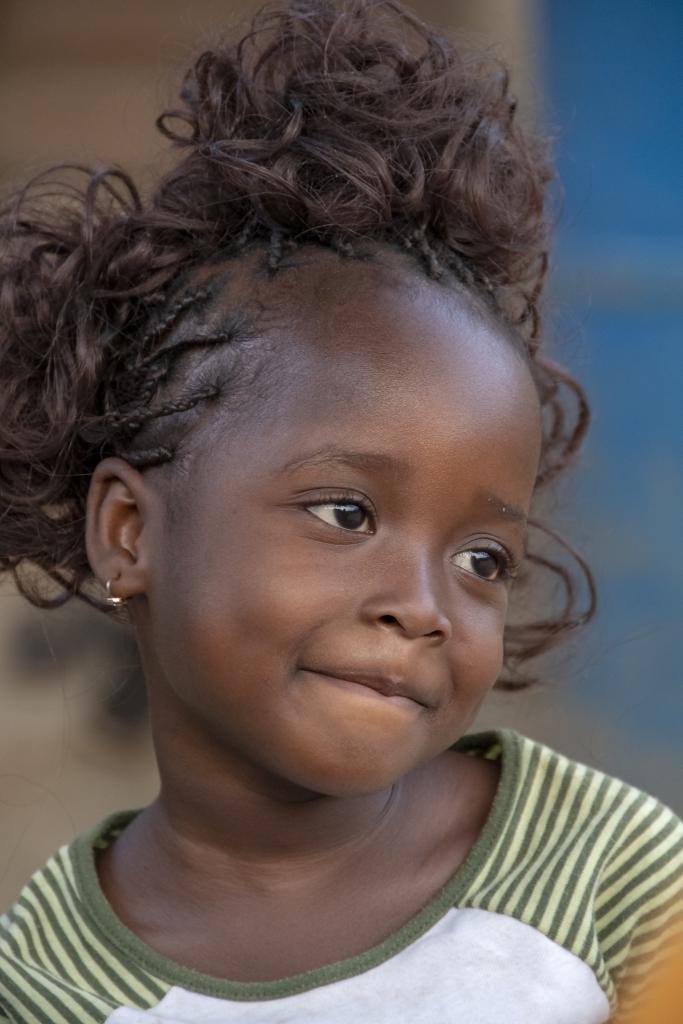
[302,669,425,710]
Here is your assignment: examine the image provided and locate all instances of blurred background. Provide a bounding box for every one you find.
[1,0,681,909]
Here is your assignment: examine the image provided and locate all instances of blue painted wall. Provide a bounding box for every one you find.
[540,1,683,750]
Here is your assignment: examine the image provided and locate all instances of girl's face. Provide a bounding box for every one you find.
[132,251,542,798]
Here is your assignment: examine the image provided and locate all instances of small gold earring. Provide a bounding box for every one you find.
[105,579,126,607]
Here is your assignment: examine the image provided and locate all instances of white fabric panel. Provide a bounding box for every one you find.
[105,907,611,1023]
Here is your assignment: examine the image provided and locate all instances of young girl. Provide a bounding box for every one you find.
[1,2,681,1021]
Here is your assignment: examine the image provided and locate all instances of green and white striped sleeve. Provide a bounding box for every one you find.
[597,791,683,1015]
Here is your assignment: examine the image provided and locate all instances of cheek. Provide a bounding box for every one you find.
[155,533,330,698]
[451,598,507,692]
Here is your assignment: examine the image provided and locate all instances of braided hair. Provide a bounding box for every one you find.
[0,0,595,688]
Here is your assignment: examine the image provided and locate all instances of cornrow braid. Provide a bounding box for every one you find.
[136,286,216,349]
[406,224,445,281]
[122,445,175,471]
[103,385,222,439]
[80,296,256,475]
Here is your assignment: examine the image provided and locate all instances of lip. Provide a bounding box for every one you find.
[303,668,429,709]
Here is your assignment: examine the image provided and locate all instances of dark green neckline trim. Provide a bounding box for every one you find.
[72,728,522,1002]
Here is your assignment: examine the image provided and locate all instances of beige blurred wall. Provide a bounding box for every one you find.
[10,0,670,917]
[0,0,537,181]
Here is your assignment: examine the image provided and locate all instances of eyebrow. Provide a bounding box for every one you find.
[278,445,527,524]
[280,445,410,479]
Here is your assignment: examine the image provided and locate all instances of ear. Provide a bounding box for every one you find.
[85,457,158,602]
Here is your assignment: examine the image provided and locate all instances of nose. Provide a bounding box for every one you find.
[359,551,452,643]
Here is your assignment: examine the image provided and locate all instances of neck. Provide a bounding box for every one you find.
[134,685,415,896]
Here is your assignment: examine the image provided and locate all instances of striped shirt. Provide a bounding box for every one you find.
[1,730,682,1023]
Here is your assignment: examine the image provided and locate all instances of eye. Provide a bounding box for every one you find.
[452,547,518,583]
[302,496,519,580]
[304,492,375,534]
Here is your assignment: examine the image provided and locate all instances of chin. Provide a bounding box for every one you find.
[281,742,425,799]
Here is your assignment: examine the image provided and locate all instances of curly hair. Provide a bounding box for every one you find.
[0,0,595,689]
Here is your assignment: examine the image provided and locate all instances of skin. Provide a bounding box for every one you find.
[86,246,542,981]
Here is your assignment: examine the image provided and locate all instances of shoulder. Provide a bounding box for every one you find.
[1,842,84,1019]
[459,729,683,1014]
[503,730,683,895]
[1,813,167,1023]
[461,728,683,870]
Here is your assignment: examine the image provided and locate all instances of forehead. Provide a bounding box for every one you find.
[201,243,528,381]
[189,246,541,488]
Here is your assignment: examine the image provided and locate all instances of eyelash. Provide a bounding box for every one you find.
[303,490,521,583]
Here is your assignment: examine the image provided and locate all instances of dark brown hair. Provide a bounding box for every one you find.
[0,0,595,688]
